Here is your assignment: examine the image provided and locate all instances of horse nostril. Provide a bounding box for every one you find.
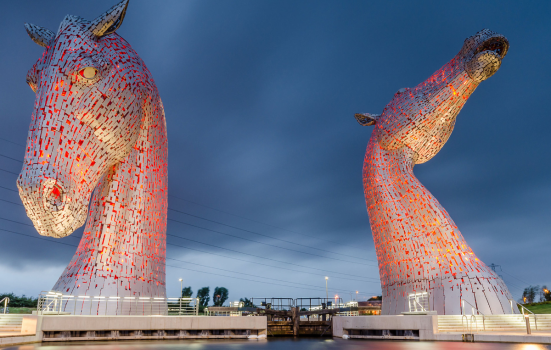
[50,185,61,199]
[43,180,66,211]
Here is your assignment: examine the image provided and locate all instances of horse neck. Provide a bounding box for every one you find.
[363,134,491,277]
[55,92,168,298]
[100,91,168,292]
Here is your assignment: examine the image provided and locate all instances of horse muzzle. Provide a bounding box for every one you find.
[465,35,509,83]
[17,177,87,238]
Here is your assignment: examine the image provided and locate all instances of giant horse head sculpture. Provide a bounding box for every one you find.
[19,0,168,313]
[356,29,513,315]
[356,29,509,164]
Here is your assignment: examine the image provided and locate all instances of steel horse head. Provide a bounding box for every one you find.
[356,29,513,315]
[19,0,168,313]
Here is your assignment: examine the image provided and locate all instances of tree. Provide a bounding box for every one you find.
[541,285,551,302]
[522,285,539,304]
[197,287,210,308]
[178,286,194,311]
[368,296,382,301]
[240,297,255,308]
[181,287,193,298]
[0,293,38,308]
[213,287,229,306]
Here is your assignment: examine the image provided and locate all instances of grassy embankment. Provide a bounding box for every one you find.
[2,308,35,314]
[522,301,551,314]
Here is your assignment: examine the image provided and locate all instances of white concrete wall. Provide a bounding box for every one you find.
[39,315,266,331]
[21,316,40,334]
[333,315,438,340]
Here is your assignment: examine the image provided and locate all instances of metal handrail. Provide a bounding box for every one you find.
[413,299,426,312]
[0,297,9,314]
[462,314,470,333]
[461,299,485,331]
[461,299,486,316]
[470,314,478,333]
[511,299,537,330]
[36,291,199,316]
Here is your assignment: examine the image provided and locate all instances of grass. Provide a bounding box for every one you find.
[521,301,551,314]
[1,307,35,314]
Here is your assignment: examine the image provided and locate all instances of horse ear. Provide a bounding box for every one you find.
[24,23,54,48]
[88,0,129,38]
[354,113,380,126]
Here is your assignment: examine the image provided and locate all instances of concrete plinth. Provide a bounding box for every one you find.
[333,315,437,340]
[333,315,551,344]
[29,315,267,342]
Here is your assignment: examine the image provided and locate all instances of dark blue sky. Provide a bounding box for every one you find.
[0,0,549,302]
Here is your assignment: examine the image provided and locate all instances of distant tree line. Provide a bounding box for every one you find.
[0,293,38,308]
[181,286,239,312]
[521,285,551,304]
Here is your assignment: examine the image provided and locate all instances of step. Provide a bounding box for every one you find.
[0,316,24,333]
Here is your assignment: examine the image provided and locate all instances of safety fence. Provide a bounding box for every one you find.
[37,291,199,316]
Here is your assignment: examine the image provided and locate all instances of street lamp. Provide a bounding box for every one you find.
[356,291,358,301]
[325,277,328,300]
[179,278,183,297]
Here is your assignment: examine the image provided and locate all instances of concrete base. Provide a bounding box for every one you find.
[0,316,42,347]
[333,316,551,344]
[0,333,41,347]
[33,315,266,342]
[333,315,437,340]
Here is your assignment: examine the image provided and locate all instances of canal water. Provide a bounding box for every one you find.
[4,339,550,350]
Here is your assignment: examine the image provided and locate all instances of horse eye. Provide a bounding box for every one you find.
[79,67,98,79]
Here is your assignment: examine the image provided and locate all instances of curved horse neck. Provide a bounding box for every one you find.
[53,85,168,299]
[363,138,501,311]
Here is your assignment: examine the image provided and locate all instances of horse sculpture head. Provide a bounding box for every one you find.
[18,0,151,238]
[355,29,509,164]
[356,29,512,315]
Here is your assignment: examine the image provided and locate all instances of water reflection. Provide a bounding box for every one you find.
[8,339,551,350]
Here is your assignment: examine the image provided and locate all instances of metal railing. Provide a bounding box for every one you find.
[461,299,485,333]
[168,298,200,316]
[408,292,429,312]
[510,299,537,331]
[250,298,295,311]
[295,298,349,319]
[37,291,198,316]
[0,297,9,314]
[413,299,426,312]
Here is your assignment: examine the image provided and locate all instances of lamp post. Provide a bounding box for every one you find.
[356,291,358,301]
[179,278,183,297]
[325,277,328,301]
